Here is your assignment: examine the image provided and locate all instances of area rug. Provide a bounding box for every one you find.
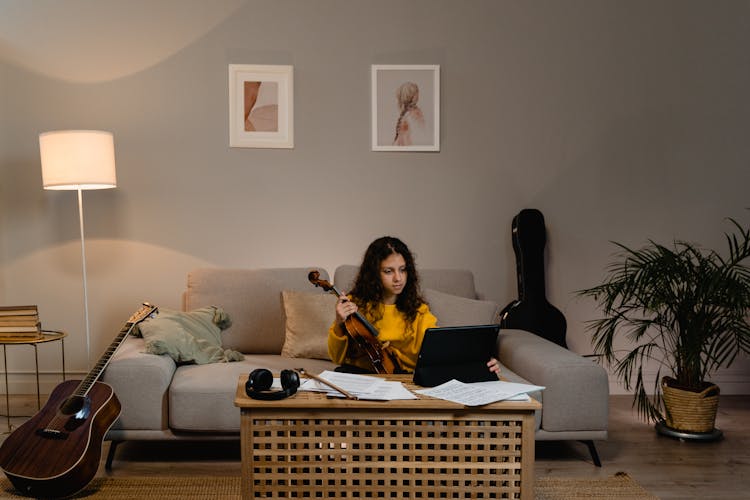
[535,472,658,499]
[0,472,657,499]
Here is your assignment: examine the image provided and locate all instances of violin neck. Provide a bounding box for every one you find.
[327,284,345,298]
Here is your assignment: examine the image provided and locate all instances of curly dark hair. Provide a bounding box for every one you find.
[349,236,424,331]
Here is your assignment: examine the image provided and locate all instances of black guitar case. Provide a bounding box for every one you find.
[499,209,567,348]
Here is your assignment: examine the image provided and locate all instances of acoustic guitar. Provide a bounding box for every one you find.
[0,303,158,498]
[499,209,568,348]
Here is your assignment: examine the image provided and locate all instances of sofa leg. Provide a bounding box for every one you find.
[580,440,602,467]
[105,440,121,470]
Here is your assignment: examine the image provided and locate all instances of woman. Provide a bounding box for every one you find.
[393,82,427,146]
[328,236,501,376]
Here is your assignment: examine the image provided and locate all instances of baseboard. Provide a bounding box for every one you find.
[608,366,750,395]
[0,370,82,395]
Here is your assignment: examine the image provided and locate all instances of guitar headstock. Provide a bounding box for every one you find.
[308,270,334,292]
[127,302,159,325]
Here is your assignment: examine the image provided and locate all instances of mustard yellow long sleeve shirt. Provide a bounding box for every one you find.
[328,301,438,373]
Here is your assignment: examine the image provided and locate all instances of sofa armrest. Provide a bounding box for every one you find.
[497,329,609,433]
[102,335,176,431]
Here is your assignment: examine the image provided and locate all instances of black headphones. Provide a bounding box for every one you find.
[245,368,300,400]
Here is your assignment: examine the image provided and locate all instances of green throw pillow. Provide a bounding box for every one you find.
[134,306,244,364]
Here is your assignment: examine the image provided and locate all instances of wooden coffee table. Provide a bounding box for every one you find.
[234,374,541,499]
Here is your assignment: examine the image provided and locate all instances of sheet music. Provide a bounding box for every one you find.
[346,380,417,400]
[415,379,544,406]
[299,370,417,400]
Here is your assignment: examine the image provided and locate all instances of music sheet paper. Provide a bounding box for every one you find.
[299,370,418,400]
[415,379,544,406]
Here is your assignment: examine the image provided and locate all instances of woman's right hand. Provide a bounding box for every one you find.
[335,294,358,324]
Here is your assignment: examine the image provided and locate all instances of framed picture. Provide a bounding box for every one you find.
[371,64,440,152]
[228,64,293,148]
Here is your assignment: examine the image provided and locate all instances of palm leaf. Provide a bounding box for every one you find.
[578,216,750,423]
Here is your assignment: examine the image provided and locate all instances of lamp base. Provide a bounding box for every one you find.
[655,421,723,441]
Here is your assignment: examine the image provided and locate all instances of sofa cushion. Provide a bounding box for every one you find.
[334,265,478,299]
[281,290,336,360]
[136,306,244,364]
[184,268,330,354]
[423,288,501,327]
[169,355,337,432]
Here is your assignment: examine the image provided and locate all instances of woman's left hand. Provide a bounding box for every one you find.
[487,357,501,378]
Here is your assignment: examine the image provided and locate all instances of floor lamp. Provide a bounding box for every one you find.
[39,130,117,369]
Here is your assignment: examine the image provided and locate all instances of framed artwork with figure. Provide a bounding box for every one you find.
[371,64,440,152]
[229,64,294,148]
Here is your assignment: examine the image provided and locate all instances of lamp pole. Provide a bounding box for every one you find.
[76,188,91,368]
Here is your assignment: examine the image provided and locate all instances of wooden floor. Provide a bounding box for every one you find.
[2,394,748,499]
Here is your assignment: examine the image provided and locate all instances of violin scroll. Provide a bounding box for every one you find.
[307,270,334,292]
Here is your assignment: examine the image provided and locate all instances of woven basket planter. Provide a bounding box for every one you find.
[661,376,720,433]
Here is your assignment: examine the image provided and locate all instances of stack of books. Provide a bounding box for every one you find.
[0,305,42,340]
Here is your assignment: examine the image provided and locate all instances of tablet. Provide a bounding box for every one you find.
[413,324,500,387]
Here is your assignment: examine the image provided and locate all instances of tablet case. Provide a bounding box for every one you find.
[413,325,500,387]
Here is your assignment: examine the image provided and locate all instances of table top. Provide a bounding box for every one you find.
[0,330,67,345]
[234,373,541,411]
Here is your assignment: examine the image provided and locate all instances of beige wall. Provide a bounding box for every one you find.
[1,0,749,394]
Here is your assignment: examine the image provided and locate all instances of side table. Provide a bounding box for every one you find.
[1,330,67,433]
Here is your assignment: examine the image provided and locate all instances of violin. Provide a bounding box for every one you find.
[308,270,402,374]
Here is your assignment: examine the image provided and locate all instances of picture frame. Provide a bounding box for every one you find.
[371,64,440,152]
[228,64,293,148]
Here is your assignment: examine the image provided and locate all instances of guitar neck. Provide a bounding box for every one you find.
[73,320,138,398]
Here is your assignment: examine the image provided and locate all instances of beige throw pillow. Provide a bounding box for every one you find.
[424,288,502,327]
[281,290,336,360]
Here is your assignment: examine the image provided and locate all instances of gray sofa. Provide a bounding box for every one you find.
[102,266,608,466]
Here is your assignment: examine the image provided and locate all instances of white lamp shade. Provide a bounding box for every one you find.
[40,130,117,190]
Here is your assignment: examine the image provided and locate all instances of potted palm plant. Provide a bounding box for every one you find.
[578,217,750,438]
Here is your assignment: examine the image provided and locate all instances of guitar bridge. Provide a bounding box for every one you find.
[36,428,68,440]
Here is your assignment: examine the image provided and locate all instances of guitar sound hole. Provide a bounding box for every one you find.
[59,395,86,416]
